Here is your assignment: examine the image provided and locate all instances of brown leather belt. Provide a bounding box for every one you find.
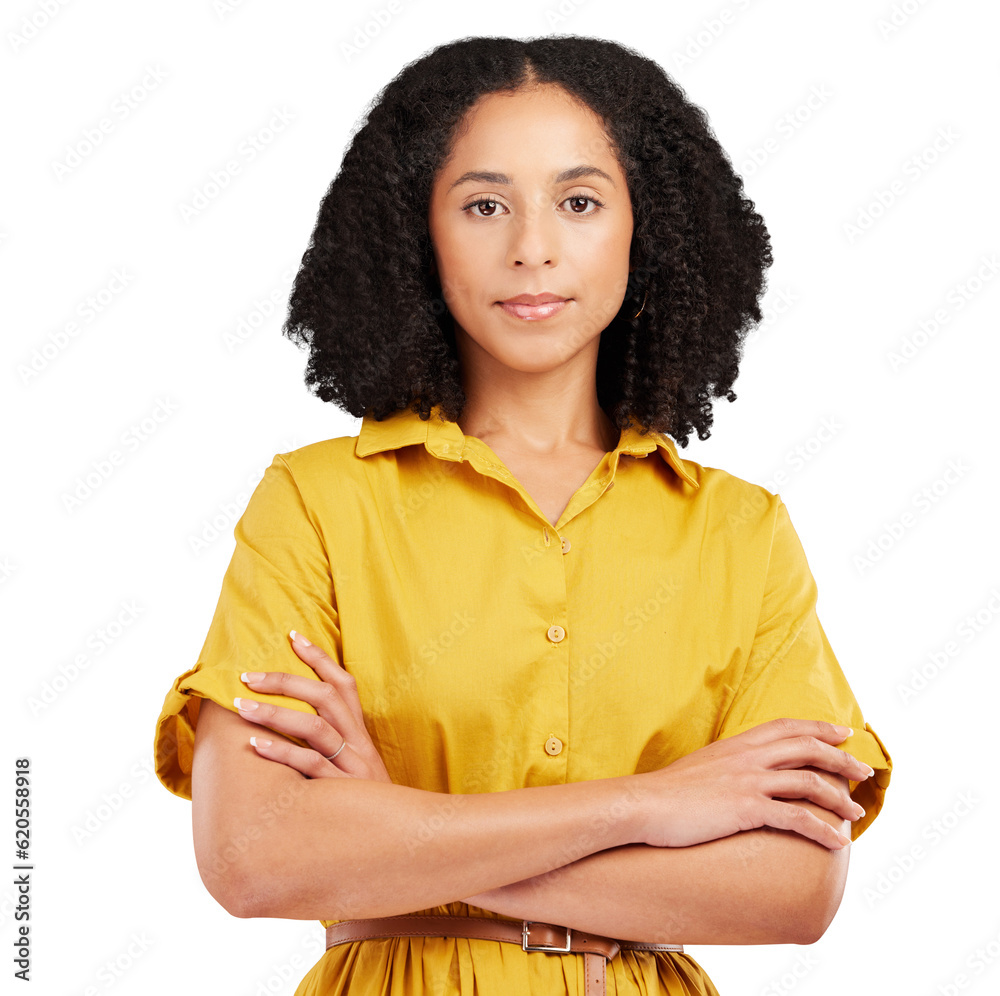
[326,914,684,996]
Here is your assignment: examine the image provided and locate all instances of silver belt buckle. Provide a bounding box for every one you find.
[522,920,572,953]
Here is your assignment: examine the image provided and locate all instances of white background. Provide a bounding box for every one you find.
[4,0,999,993]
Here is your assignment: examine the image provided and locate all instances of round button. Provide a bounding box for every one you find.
[545,737,564,756]
[441,443,450,452]
[547,624,565,643]
[560,536,571,554]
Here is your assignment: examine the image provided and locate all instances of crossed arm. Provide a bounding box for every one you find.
[192,638,857,946]
[458,798,850,944]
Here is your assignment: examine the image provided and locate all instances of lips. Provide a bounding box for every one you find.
[498,293,569,321]
[503,293,566,305]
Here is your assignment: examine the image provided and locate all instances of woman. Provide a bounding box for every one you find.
[153,35,891,996]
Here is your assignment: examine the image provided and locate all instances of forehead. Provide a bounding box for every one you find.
[441,85,619,178]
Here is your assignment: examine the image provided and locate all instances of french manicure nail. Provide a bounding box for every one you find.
[290,629,312,647]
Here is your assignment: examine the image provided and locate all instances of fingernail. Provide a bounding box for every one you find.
[837,832,852,847]
[290,629,311,647]
[834,725,853,737]
[234,697,258,711]
[250,737,272,748]
[241,671,265,683]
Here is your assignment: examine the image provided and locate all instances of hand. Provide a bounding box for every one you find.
[629,717,874,851]
[234,630,392,783]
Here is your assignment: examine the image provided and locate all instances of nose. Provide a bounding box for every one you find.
[505,193,559,268]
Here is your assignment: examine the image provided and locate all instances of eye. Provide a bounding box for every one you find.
[562,195,605,215]
[462,198,507,218]
[460,194,606,218]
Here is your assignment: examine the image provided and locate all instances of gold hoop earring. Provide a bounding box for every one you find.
[632,288,648,320]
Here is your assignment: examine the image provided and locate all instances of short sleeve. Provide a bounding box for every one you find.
[153,453,342,800]
[716,498,892,840]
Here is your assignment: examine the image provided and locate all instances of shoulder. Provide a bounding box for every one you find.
[265,428,381,513]
[276,433,360,478]
[667,448,784,532]
[671,457,812,607]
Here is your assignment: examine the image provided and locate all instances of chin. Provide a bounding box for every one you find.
[496,342,586,374]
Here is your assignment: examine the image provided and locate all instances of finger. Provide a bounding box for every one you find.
[241,670,358,744]
[737,717,856,747]
[234,696,342,756]
[289,631,366,726]
[762,736,875,782]
[766,769,865,823]
[249,735,349,780]
[234,697,370,777]
[761,800,852,849]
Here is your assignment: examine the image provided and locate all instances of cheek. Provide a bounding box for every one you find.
[574,230,631,308]
[580,228,631,279]
[435,235,485,304]
[428,211,469,287]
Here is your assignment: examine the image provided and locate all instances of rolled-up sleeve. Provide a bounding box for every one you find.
[153,453,342,800]
[716,498,892,840]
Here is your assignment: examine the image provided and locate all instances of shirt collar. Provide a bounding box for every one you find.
[355,404,700,490]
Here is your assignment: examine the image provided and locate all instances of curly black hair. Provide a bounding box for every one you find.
[281,34,773,447]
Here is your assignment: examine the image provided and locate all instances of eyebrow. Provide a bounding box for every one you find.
[447,164,616,192]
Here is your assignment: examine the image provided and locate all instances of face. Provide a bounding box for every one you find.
[427,83,634,384]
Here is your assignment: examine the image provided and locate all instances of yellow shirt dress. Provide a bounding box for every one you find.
[154,403,892,996]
